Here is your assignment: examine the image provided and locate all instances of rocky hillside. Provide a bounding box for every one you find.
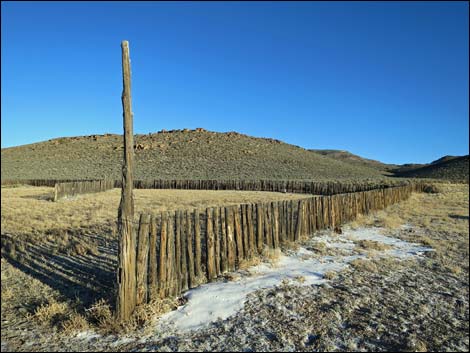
[1,129,387,181]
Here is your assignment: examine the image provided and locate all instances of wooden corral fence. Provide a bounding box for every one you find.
[117,178,416,195]
[124,182,423,308]
[2,178,416,195]
[1,179,78,187]
[54,179,114,201]
[1,178,434,195]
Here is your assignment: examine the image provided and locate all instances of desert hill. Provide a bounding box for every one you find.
[393,155,469,182]
[1,129,387,181]
[3,129,467,183]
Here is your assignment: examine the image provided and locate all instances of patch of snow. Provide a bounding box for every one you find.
[111,336,136,347]
[160,250,346,332]
[314,234,355,250]
[73,330,101,342]
[158,226,433,333]
[345,227,433,258]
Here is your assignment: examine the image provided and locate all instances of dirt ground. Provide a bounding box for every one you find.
[1,184,468,352]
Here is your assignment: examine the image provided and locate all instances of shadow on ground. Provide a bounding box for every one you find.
[1,227,117,309]
[449,214,469,221]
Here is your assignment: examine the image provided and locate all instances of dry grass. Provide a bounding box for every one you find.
[85,298,116,329]
[238,257,262,270]
[281,240,300,252]
[384,184,469,244]
[33,300,70,325]
[2,186,306,336]
[1,186,306,238]
[348,183,469,278]
[30,292,179,335]
[323,271,337,280]
[355,239,393,251]
[2,183,467,344]
[60,312,90,335]
[261,247,282,265]
[238,248,281,270]
[350,258,379,272]
[309,241,328,255]
[348,183,468,233]
[127,297,179,333]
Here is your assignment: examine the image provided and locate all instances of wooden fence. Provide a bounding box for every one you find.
[54,180,114,201]
[2,177,434,195]
[127,182,422,307]
[1,179,77,187]
[119,178,415,195]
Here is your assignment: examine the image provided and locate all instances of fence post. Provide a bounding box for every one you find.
[117,40,136,321]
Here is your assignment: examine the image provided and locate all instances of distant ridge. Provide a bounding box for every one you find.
[393,155,469,182]
[430,155,460,165]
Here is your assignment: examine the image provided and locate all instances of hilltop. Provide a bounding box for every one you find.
[430,155,461,165]
[393,155,469,182]
[310,149,397,172]
[1,129,388,181]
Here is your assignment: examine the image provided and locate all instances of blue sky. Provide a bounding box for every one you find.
[1,1,468,164]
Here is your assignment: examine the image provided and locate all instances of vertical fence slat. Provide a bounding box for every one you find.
[220,207,228,273]
[257,203,264,253]
[158,212,168,298]
[186,210,196,288]
[213,208,221,276]
[226,206,236,271]
[180,211,189,292]
[234,206,244,263]
[194,209,202,279]
[206,208,216,280]
[148,215,158,301]
[136,213,150,305]
[247,204,256,256]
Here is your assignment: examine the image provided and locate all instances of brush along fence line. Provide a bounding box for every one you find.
[121,183,419,310]
[53,180,114,201]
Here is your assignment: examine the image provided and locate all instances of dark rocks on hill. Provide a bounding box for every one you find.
[134,143,150,150]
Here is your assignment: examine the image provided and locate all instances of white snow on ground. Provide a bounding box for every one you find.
[160,255,346,332]
[346,227,432,257]
[73,331,102,342]
[159,226,433,332]
[110,336,137,347]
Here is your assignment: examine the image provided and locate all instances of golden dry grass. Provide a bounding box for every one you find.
[349,183,468,234]
[323,271,338,280]
[261,247,282,265]
[348,183,469,277]
[1,186,307,336]
[355,239,393,251]
[238,257,262,270]
[238,247,282,270]
[1,186,306,237]
[350,258,379,272]
[2,183,467,339]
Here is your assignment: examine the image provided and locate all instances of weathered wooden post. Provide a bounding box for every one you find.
[117,40,136,321]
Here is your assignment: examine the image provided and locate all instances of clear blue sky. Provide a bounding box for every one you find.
[1,1,468,164]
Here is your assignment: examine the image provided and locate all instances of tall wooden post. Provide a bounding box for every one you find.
[117,40,136,321]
